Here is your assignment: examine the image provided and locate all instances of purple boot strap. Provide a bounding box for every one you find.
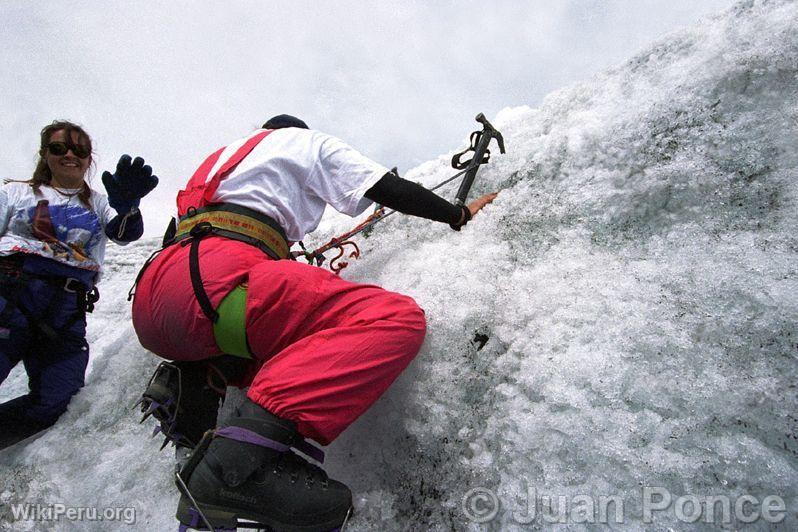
[178,507,235,532]
[215,426,325,463]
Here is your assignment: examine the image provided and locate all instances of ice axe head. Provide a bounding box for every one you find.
[475,113,506,154]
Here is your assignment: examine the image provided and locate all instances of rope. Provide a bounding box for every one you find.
[302,164,476,267]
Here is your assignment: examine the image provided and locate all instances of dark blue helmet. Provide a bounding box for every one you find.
[262,114,309,130]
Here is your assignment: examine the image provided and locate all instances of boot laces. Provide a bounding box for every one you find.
[270,450,329,486]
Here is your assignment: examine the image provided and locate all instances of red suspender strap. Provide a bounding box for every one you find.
[202,130,273,205]
[176,147,224,215]
[176,130,273,216]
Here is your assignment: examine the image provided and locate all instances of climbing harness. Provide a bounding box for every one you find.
[173,204,290,261]
[298,112,505,273]
[0,255,99,341]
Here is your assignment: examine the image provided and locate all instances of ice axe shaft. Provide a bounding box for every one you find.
[453,113,506,206]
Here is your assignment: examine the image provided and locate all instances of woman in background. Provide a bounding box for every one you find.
[0,120,158,450]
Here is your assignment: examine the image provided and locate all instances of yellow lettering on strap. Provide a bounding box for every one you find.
[176,211,289,258]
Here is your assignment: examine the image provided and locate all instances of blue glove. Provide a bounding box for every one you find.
[102,154,159,214]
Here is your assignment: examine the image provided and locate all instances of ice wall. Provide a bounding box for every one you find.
[1,0,796,530]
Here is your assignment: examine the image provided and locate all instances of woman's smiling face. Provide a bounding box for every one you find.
[45,128,91,186]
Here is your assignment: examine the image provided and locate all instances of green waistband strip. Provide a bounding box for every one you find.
[213,285,252,359]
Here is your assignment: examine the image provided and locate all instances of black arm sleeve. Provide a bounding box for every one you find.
[364,172,470,227]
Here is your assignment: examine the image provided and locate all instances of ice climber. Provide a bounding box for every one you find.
[132,114,496,531]
[0,120,158,450]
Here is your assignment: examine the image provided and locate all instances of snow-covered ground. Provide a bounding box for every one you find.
[2,0,796,530]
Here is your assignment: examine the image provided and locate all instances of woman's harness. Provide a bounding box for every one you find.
[0,255,99,341]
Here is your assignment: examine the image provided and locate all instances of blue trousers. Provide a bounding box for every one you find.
[0,270,90,450]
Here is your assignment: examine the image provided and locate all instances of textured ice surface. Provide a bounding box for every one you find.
[1,0,797,530]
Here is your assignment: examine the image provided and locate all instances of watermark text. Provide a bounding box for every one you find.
[461,484,786,526]
[11,503,136,525]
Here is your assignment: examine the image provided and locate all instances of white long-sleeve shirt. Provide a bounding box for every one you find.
[207,128,389,241]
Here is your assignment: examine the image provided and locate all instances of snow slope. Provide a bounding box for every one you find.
[2,0,796,530]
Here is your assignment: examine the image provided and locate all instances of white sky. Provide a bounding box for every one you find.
[0,0,735,236]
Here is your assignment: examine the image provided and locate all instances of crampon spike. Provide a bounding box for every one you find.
[139,400,161,422]
[160,436,172,451]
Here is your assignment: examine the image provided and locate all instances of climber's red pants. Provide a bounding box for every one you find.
[132,237,426,445]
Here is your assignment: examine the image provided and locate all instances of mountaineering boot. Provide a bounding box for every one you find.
[0,397,50,451]
[139,356,250,449]
[175,399,352,532]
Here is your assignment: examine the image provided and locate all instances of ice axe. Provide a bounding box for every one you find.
[451,112,506,205]
[300,112,506,272]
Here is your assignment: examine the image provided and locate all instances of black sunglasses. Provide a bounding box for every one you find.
[46,141,90,159]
